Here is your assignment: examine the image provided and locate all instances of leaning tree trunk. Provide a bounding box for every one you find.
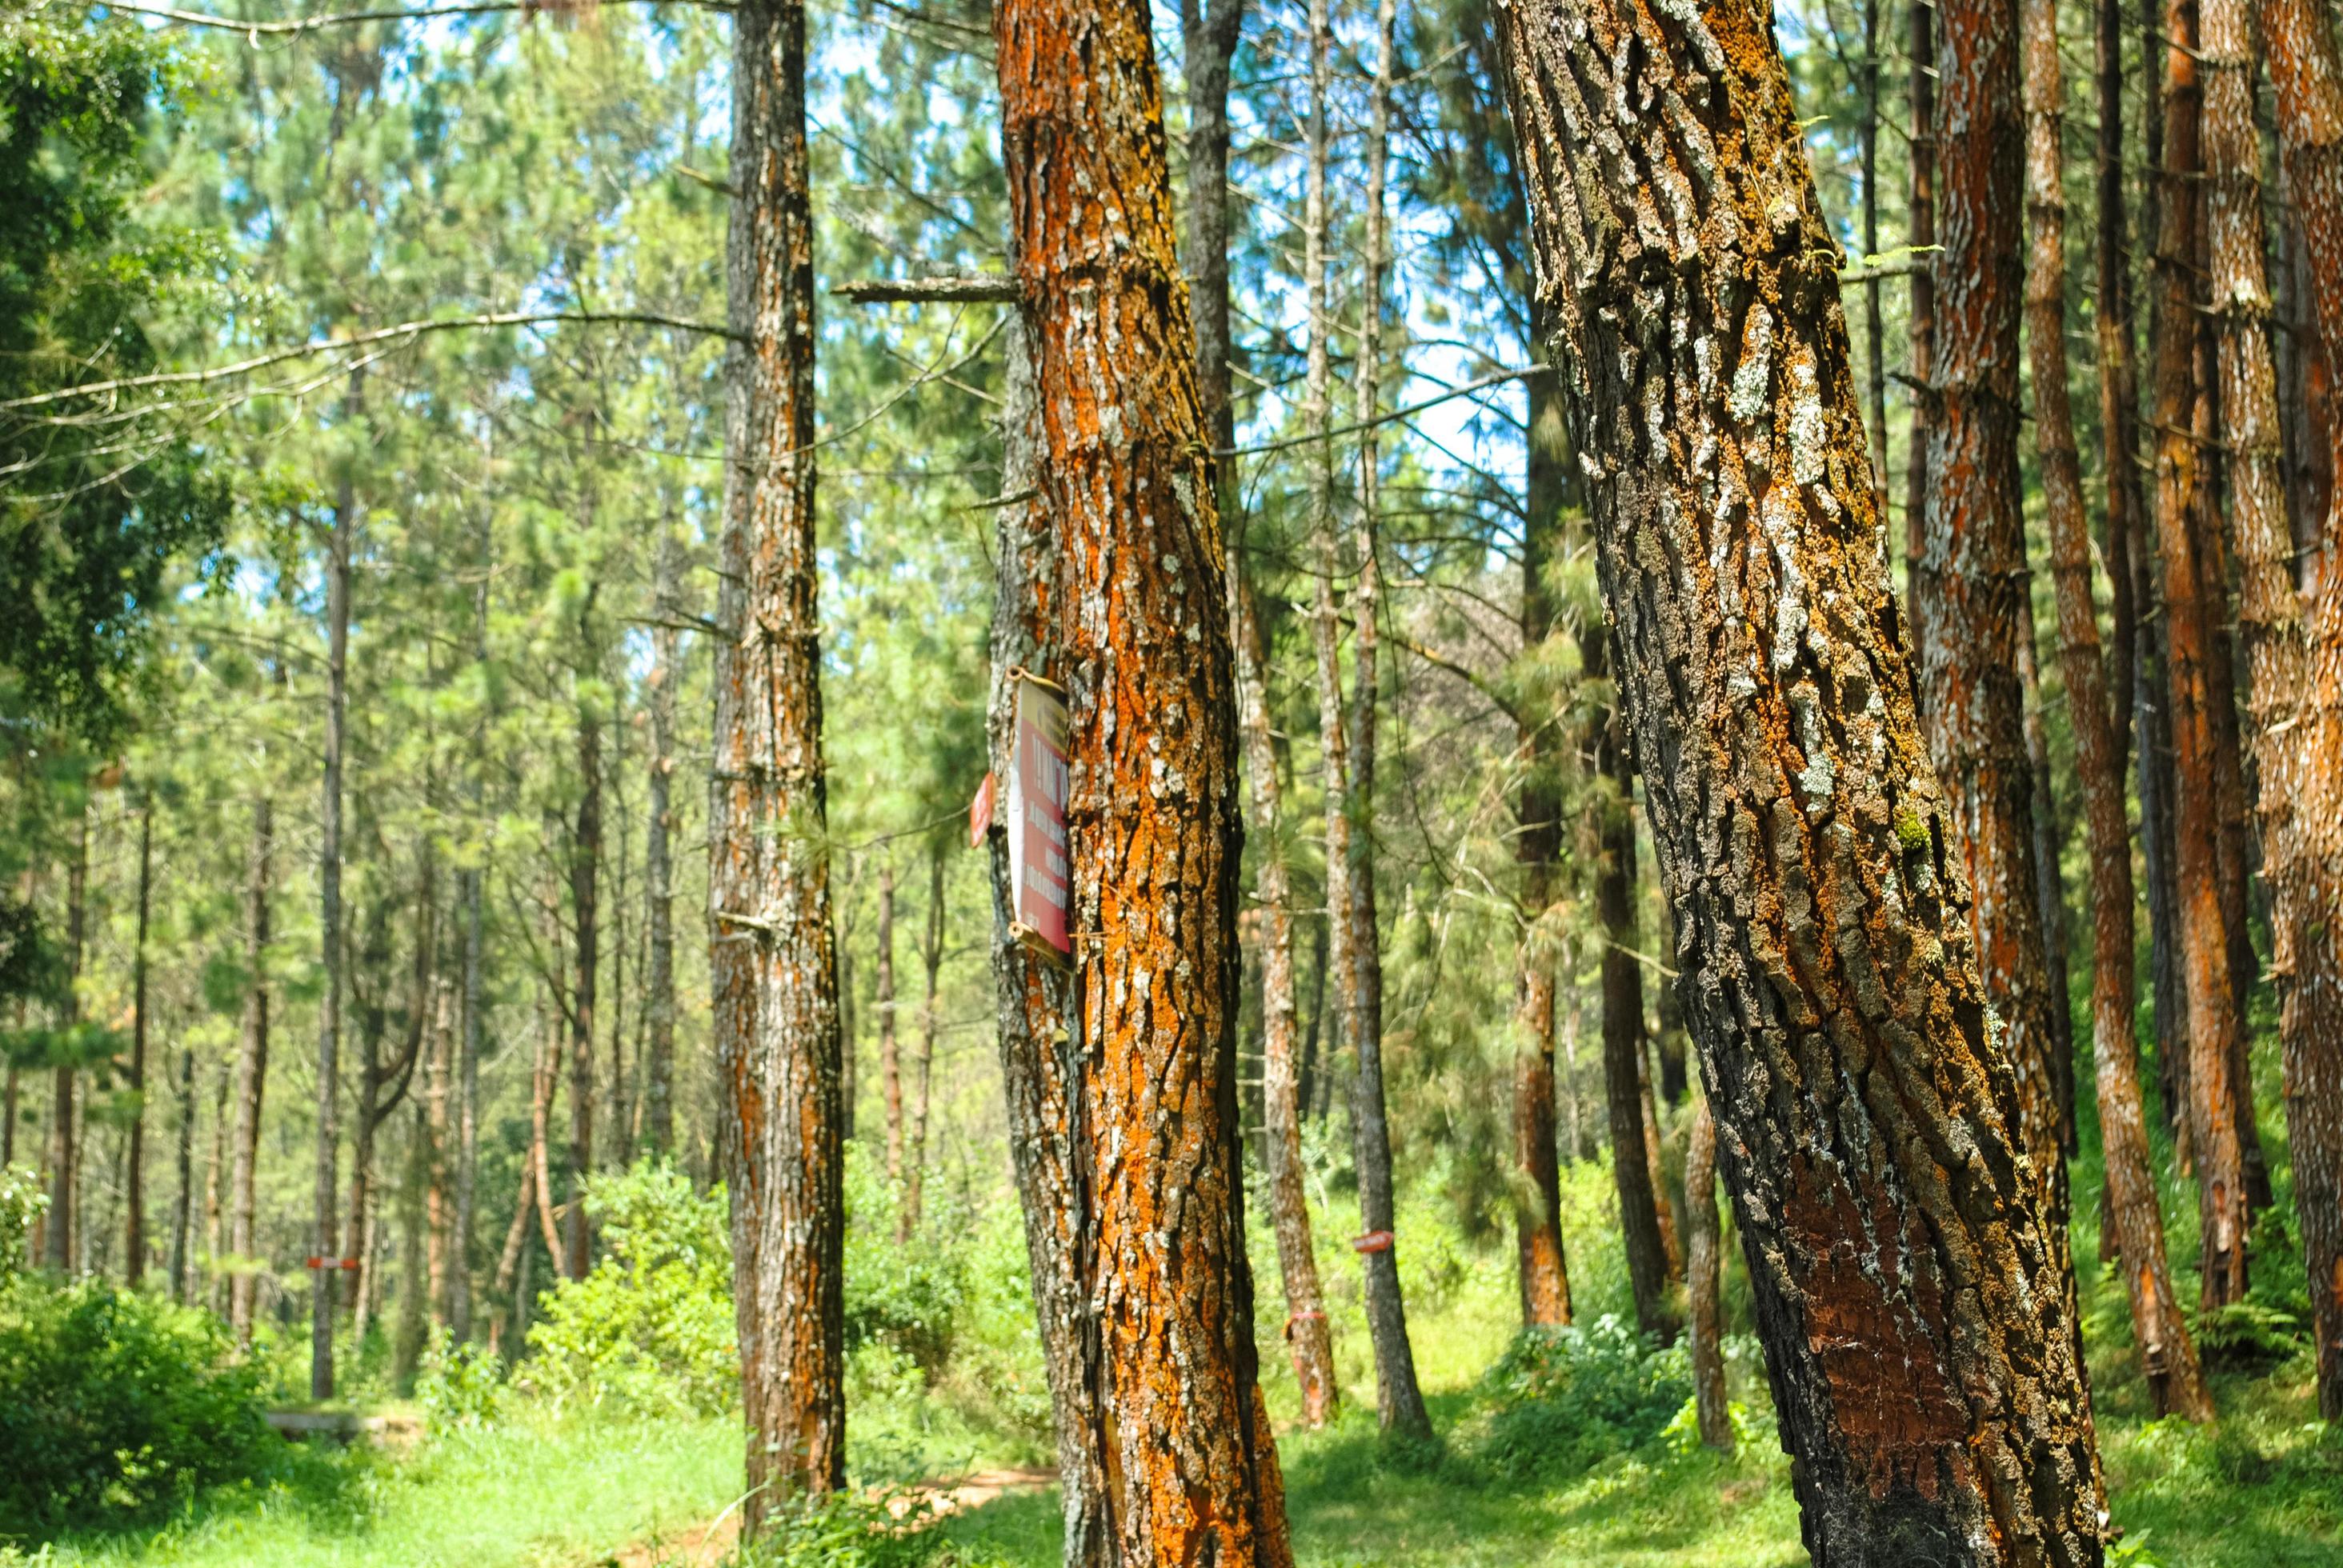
[1490,0,2109,1558]
[993,0,1296,1552]
[1918,0,2074,1266]
[2149,0,2253,1310]
[711,0,847,1518]
[2027,0,2214,1420]
[2235,0,2343,1419]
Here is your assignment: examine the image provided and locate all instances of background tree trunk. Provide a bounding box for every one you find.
[994,0,1296,1549]
[1684,1098,1731,1451]
[643,518,681,1159]
[230,797,270,1347]
[2029,0,2214,1418]
[2150,0,2253,1309]
[901,847,941,1238]
[43,808,86,1273]
[313,413,354,1402]
[125,798,152,1284]
[1491,0,2109,1556]
[1904,0,1936,661]
[568,682,599,1279]
[878,856,903,1186]
[2237,0,2343,1419]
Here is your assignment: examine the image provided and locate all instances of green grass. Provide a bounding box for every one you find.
[28,1412,742,1568]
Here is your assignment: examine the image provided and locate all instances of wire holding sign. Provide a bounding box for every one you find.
[1004,669,1072,961]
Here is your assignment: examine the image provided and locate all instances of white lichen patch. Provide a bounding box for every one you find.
[1729,303,1775,425]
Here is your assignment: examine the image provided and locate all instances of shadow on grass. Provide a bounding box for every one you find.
[37,1436,386,1560]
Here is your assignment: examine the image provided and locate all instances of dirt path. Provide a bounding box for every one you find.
[598,1467,1055,1566]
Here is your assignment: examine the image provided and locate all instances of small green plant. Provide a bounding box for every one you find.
[724,1488,943,1568]
[415,1322,506,1430]
[1478,1316,1691,1478]
[0,1274,275,1536]
[521,1161,738,1416]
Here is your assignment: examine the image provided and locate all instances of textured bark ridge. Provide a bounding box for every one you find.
[993,0,1294,1558]
[2242,0,2343,1421]
[2029,0,2212,1422]
[1491,0,2108,1559]
[710,0,847,1517]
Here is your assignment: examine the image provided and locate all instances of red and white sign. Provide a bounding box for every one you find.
[1006,671,1072,959]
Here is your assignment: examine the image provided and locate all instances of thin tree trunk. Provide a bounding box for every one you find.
[230,798,270,1347]
[489,1134,535,1362]
[169,1045,195,1302]
[1860,0,1887,503]
[569,685,599,1279]
[1684,1098,1732,1452]
[2017,617,2077,1151]
[314,406,354,1402]
[2230,0,2343,1418]
[426,978,454,1318]
[2094,0,2141,778]
[532,993,566,1276]
[1637,1022,1682,1280]
[451,527,489,1341]
[1920,0,2074,1256]
[2029,0,2215,1418]
[1345,0,1432,1442]
[878,856,903,1186]
[1559,938,1588,1162]
[644,518,681,1158]
[44,807,86,1272]
[994,0,1296,1549]
[125,798,152,1284]
[2149,0,2253,1309]
[713,0,847,1516]
[1596,690,1675,1340]
[1490,2,2110,1556]
[901,847,941,1238]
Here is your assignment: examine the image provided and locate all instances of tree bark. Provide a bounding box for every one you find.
[230,797,270,1348]
[1904,0,1936,663]
[712,0,847,1516]
[1684,1098,1732,1451]
[1919,0,2073,1241]
[1490,0,2110,1556]
[2231,0,2343,1418]
[1859,0,1885,505]
[1638,1014,1682,1279]
[2093,0,2141,778]
[169,1045,195,1301]
[314,411,354,1402]
[2149,0,2253,1310]
[2016,620,2077,1152]
[1345,0,1432,1442]
[994,0,1296,1549]
[2029,0,2215,1418]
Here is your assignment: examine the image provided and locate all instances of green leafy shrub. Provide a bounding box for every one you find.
[1478,1316,1691,1477]
[0,1163,46,1279]
[0,1275,275,1536]
[842,1146,964,1370]
[521,1162,737,1416]
[723,1487,945,1568]
[415,1323,506,1430]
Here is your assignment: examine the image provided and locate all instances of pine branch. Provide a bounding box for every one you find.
[81,0,730,37]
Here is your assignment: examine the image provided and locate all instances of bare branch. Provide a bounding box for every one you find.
[834,274,1019,304]
[81,0,729,35]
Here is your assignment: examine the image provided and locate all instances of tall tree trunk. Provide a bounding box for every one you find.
[994,0,1296,1550]
[126,798,152,1284]
[2029,0,2215,1418]
[426,978,454,1319]
[2149,0,2253,1310]
[230,797,270,1347]
[1919,0,2074,1252]
[2231,0,2343,1419]
[346,882,394,1350]
[984,314,1111,1568]
[1637,1019,1682,1279]
[44,806,86,1273]
[1684,1098,1732,1451]
[451,531,489,1341]
[712,0,847,1516]
[644,519,682,1159]
[1183,0,1338,1430]
[1860,0,1886,502]
[901,847,942,1238]
[1594,682,1675,1339]
[2093,0,2141,778]
[878,856,903,1186]
[1490,2,2110,1558]
[314,416,354,1402]
[2016,623,2077,1151]
[569,686,599,1279]
[1904,0,1937,660]
[1345,0,1432,1442]
[169,1045,195,1302]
